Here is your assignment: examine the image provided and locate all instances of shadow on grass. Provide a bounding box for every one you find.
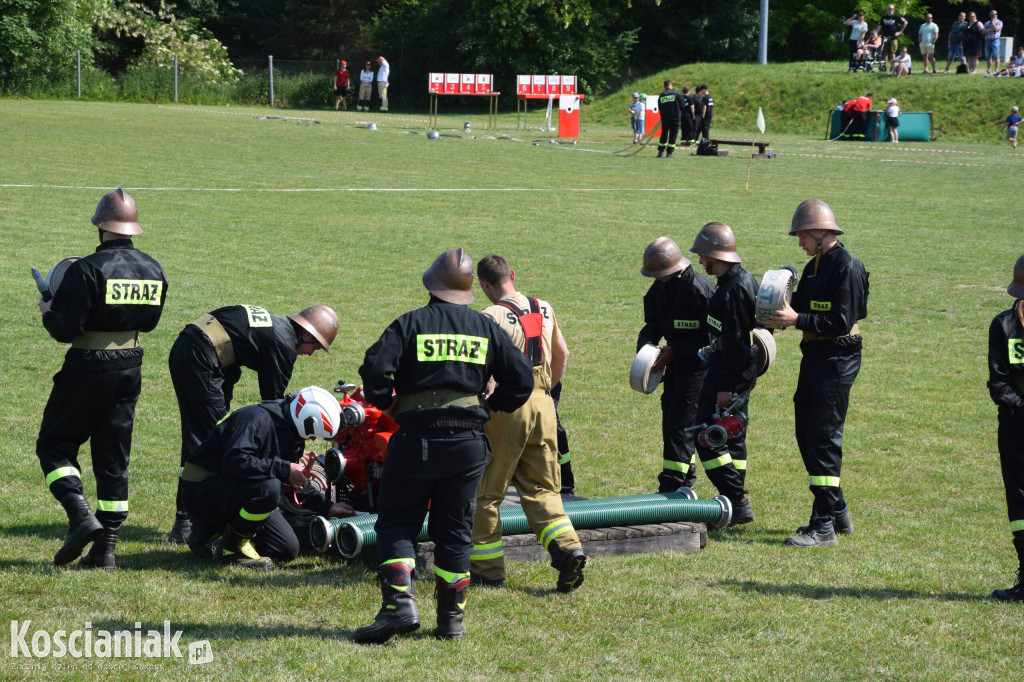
[714,579,987,603]
[0,522,167,544]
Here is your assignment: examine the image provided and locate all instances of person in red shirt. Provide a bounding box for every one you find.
[841,93,872,139]
[334,60,350,111]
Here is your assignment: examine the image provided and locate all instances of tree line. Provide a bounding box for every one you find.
[0,0,1010,103]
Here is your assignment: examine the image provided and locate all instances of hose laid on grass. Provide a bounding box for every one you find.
[321,493,731,558]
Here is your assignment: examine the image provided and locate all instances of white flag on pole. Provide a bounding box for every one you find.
[756,107,766,134]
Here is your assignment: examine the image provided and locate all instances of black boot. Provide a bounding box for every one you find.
[728,496,755,526]
[785,517,838,547]
[79,529,118,571]
[551,545,587,593]
[991,567,1024,602]
[54,494,103,566]
[354,561,420,644]
[168,511,191,544]
[833,505,854,535]
[218,524,273,570]
[186,517,219,559]
[434,575,469,640]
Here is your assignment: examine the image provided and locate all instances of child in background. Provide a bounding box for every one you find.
[629,92,645,144]
[885,98,900,143]
[1001,106,1022,149]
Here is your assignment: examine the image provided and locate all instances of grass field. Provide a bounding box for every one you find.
[1,97,1022,680]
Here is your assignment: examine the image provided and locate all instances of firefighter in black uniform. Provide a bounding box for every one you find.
[637,237,715,492]
[696,84,714,142]
[680,86,697,147]
[354,248,532,644]
[689,222,758,525]
[166,303,339,544]
[985,254,1024,601]
[180,386,347,569]
[36,188,167,570]
[656,79,684,158]
[766,200,868,547]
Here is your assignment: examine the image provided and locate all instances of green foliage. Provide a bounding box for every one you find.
[629,0,761,66]
[370,0,637,105]
[91,0,241,82]
[0,0,96,89]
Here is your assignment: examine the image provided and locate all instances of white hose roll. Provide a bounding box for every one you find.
[46,257,81,296]
[751,328,777,377]
[629,343,664,394]
[756,268,795,327]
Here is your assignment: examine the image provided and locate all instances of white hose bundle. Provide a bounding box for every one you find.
[629,343,664,394]
[755,268,795,327]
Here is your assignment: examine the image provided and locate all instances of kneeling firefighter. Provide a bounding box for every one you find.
[180,386,344,570]
[167,304,338,544]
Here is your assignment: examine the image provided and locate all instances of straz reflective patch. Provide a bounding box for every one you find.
[1008,338,1024,364]
[243,305,273,328]
[810,300,832,311]
[416,334,488,364]
[104,280,162,305]
[674,319,699,330]
[706,315,722,331]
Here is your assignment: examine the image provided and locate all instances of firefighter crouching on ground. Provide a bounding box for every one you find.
[36,188,168,570]
[167,304,338,544]
[637,237,715,493]
[354,248,533,644]
[766,200,868,547]
[471,254,587,592]
[985,254,1024,602]
[689,222,758,525]
[180,386,349,569]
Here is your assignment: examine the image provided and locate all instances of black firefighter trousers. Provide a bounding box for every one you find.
[374,427,489,575]
[794,338,861,521]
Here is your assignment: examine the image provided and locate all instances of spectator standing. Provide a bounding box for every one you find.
[629,92,645,144]
[917,14,939,74]
[844,11,869,65]
[375,56,390,112]
[876,4,908,72]
[885,98,900,143]
[1001,106,1022,150]
[984,11,1004,75]
[964,12,985,74]
[944,12,968,73]
[357,61,373,112]
[333,60,349,111]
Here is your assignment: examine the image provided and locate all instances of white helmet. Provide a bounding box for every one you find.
[290,386,342,440]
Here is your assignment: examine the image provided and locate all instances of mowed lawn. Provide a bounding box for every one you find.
[0,99,1021,680]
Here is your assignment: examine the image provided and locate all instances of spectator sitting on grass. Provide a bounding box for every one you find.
[994,62,1020,78]
[892,46,912,77]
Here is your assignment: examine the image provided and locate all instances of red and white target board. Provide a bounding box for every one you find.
[515,74,583,136]
[427,73,499,129]
[644,95,661,137]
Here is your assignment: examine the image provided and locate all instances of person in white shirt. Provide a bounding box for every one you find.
[843,11,868,64]
[375,56,390,112]
[885,98,900,143]
[892,46,912,77]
